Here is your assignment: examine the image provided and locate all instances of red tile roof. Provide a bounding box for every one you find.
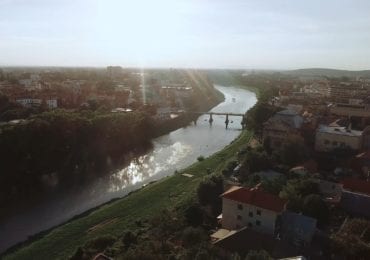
[356,151,370,159]
[221,186,286,212]
[341,178,370,196]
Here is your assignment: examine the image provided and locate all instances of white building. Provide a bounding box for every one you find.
[221,186,286,235]
[315,125,363,152]
[46,99,58,109]
[16,98,42,107]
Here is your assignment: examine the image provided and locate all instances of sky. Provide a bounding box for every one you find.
[1,0,370,70]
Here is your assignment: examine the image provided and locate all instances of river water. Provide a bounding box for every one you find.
[0,85,256,253]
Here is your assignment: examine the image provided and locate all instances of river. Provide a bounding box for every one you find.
[0,85,257,253]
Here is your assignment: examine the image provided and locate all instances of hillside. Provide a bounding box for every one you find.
[284,68,370,78]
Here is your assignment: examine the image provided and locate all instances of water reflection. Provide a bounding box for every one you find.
[106,85,257,194]
[0,85,257,253]
[110,141,192,191]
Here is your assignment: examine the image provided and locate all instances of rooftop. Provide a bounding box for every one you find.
[317,124,362,137]
[221,186,286,212]
[341,178,370,196]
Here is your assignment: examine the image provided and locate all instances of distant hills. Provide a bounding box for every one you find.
[284,68,370,78]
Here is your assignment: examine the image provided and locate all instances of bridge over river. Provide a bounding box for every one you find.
[170,110,247,129]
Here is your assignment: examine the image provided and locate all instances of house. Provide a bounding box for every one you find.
[220,185,287,235]
[214,227,298,259]
[16,98,42,107]
[340,178,370,217]
[341,178,370,196]
[350,151,370,177]
[279,211,317,247]
[329,83,368,103]
[46,99,58,109]
[330,103,370,118]
[263,110,304,150]
[107,66,123,78]
[314,124,363,152]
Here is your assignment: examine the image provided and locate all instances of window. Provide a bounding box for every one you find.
[256,209,262,216]
[256,220,261,226]
[237,215,242,220]
[332,141,338,146]
[248,222,253,228]
[249,212,253,217]
[324,139,330,145]
[237,204,243,210]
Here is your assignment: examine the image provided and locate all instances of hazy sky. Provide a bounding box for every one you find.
[1,0,370,69]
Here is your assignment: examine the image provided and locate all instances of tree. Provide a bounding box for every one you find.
[240,150,271,181]
[246,102,277,132]
[260,176,286,195]
[182,227,207,247]
[197,175,224,215]
[185,203,204,227]
[279,178,319,212]
[279,137,308,166]
[302,194,329,226]
[96,80,115,94]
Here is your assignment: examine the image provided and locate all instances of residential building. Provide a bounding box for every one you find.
[213,227,296,259]
[314,125,363,152]
[221,186,287,235]
[340,179,370,217]
[330,103,370,118]
[46,99,58,109]
[351,151,370,176]
[263,110,304,149]
[107,66,123,78]
[329,83,368,103]
[16,98,42,107]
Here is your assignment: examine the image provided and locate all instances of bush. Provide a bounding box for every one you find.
[182,227,207,247]
[185,203,204,227]
[302,194,329,226]
[84,234,117,252]
[197,175,224,215]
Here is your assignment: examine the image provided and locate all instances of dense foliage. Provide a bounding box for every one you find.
[0,110,154,204]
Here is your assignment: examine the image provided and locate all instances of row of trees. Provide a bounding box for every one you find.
[0,109,154,205]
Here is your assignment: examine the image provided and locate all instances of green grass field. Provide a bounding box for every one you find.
[4,130,253,260]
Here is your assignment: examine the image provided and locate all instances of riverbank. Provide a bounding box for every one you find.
[3,129,254,259]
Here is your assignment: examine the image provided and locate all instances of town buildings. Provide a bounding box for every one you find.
[314,125,363,152]
[263,109,304,150]
[221,185,286,235]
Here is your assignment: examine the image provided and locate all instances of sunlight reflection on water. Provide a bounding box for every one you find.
[0,85,257,253]
[110,141,192,191]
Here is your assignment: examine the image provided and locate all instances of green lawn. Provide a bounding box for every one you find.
[4,130,253,260]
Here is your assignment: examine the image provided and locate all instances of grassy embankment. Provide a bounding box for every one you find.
[4,130,254,260]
